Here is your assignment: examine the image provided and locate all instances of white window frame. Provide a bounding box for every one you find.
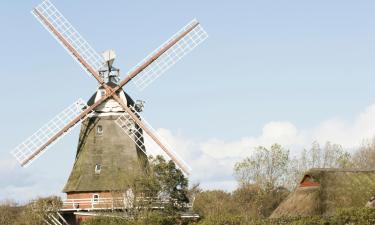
[92,194,99,204]
[95,164,101,174]
[96,125,103,135]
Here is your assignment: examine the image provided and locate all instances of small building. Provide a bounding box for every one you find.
[270,168,375,218]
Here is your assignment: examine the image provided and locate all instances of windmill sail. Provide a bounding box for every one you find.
[130,19,208,90]
[11,99,88,167]
[116,106,191,175]
[32,0,105,77]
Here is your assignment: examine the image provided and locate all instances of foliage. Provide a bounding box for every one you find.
[196,214,246,225]
[113,155,189,216]
[193,186,289,220]
[0,197,62,225]
[81,216,132,225]
[134,155,189,214]
[286,141,352,188]
[149,155,189,213]
[352,138,375,170]
[234,144,289,190]
[15,196,61,225]
[195,208,375,225]
[193,190,233,217]
[0,200,21,225]
[82,212,176,225]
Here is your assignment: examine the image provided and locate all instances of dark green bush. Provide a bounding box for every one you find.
[81,216,134,225]
[82,212,176,225]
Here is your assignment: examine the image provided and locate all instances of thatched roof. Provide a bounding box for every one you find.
[270,168,375,218]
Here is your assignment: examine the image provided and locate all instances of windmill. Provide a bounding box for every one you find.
[10,0,208,216]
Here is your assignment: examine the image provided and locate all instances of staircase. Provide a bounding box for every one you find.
[43,212,69,225]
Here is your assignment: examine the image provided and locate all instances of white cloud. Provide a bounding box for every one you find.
[200,121,304,160]
[313,104,375,148]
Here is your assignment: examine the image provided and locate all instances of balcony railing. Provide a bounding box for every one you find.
[61,197,192,211]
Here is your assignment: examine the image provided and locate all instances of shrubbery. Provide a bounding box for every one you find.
[82,212,176,225]
[0,197,61,225]
[80,208,375,225]
[195,208,375,225]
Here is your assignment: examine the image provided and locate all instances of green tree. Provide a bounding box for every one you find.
[148,155,189,213]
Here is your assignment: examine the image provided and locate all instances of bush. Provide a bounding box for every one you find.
[195,208,375,225]
[196,214,246,225]
[0,201,21,225]
[82,212,176,225]
[13,196,62,225]
[82,216,134,225]
[330,208,375,225]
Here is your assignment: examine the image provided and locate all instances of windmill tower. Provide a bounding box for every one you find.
[11,0,208,223]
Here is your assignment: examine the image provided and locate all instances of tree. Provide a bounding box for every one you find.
[352,138,375,169]
[234,144,289,190]
[148,155,189,213]
[286,141,352,190]
[298,141,351,170]
[308,141,322,168]
[321,142,351,168]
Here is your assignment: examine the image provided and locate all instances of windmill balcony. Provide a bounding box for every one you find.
[62,195,193,211]
[62,197,129,211]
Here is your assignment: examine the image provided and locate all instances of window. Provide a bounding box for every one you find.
[96,125,103,135]
[92,194,99,203]
[95,164,101,174]
[100,89,106,97]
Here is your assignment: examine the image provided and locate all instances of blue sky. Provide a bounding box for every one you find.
[2,0,375,202]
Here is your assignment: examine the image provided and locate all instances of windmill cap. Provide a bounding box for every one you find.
[102,49,116,67]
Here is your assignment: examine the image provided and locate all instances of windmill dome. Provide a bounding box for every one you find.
[87,82,135,114]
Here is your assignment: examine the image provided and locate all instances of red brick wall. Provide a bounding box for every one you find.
[64,192,123,210]
[76,215,91,224]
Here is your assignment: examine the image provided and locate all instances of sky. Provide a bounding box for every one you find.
[2,0,375,202]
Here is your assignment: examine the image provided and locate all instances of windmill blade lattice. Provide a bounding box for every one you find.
[116,107,191,174]
[11,99,88,167]
[32,0,105,76]
[130,19,208,90]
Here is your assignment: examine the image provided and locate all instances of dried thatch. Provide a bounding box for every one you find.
[270,168,375,218]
